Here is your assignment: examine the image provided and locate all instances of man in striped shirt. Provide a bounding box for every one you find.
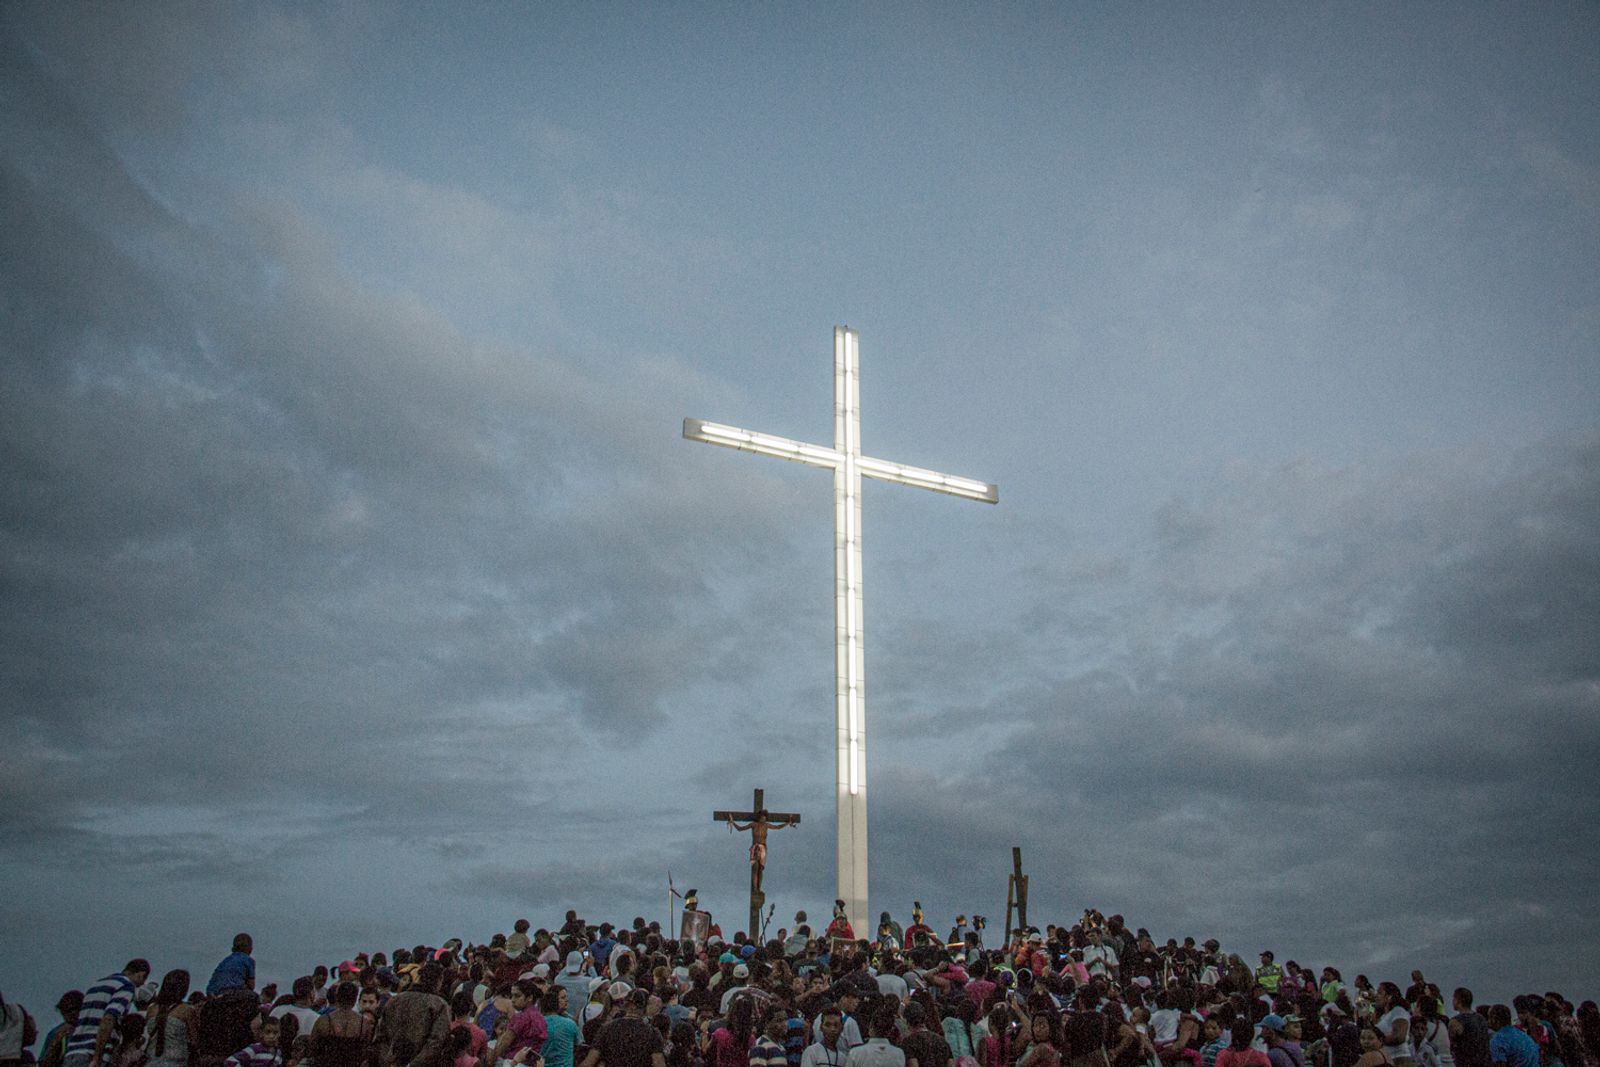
[1199,1017,1229,1067]
[62,960,151,1067]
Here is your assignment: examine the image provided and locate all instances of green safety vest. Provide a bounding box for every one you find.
[1256,962,1283,992]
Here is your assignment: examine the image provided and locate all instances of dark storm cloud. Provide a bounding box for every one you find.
[861,437,1600,996]
[0,20,807,879]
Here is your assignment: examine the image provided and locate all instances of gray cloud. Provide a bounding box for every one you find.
[879,438,1600,997]
[3,0,1598,1027]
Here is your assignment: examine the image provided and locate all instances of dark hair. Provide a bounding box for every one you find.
[988,1004,1014,1062]
[1488,1005,1512,1030]
[1576,1005,1600,1064]
[1030,1009,1061,1048]
[540,988,564,1015]
[151,970,191,1056]
[726,995,756,1046]
[125,959,152,977]
[1230,1018,1255,1052]
[275,1013,300,1062]
[233,934,254,954]
[334,983,359,1009]
[448,1028,473,1056]
[1064,1010,1105,1060]
[668,1022,697,1067]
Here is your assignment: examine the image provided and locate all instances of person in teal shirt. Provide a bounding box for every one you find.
[538,988,580,1067]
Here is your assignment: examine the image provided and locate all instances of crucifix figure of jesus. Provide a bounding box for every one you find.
[714,788,800,937]
[685,327,998,935]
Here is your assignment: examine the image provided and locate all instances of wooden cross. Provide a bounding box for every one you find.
[713,788,801,938]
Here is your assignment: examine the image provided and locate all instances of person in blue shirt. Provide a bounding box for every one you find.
[538,987,581,1067]
[1487,1006,1538,1067]
[207,934,257,997]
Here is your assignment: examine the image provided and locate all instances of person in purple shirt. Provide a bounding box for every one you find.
[224,1017,282,1067]
[1486,1007,1538,1067]
[207,935,256,997]
[1260,1017,1305,1067]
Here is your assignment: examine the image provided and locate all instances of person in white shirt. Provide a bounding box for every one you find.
[874,964,909,1001]
[270,978,322,1038]
[1083,931,1119,980]
[846,1008,905,1067]
[810,991,864,1049]
[802,1009,852,1067]
[1376,983,1415,1067]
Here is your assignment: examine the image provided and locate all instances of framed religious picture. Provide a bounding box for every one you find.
[681,909,711,946]
[829,936,857,960]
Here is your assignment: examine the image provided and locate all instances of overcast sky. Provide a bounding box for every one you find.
[3,2,1598,1018]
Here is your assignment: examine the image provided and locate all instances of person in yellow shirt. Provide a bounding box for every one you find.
[1255,952,1283,995]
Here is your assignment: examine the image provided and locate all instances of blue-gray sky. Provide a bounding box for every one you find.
[3,2,1598,1017]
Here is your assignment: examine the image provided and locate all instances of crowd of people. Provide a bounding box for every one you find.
[3,903,1596,1067]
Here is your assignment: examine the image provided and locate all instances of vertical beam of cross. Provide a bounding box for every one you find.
[684,326,998,935]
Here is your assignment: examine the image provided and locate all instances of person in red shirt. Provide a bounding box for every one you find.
[825,902,855,942]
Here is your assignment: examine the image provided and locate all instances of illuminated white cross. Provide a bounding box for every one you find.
[684,326,998,935]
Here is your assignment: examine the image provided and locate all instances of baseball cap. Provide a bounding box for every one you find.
[1260,1014,1287,1033]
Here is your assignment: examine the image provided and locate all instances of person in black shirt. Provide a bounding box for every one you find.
[1448,989,1490,1067]
[901,1003,952,1067]
[581,991,664,1067]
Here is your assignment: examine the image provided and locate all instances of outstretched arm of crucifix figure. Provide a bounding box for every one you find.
[729,818,795,835]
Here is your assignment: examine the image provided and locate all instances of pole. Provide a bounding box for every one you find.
[749,789,765,938]
[1003,869,1015,952]
[1013,847,1028,935]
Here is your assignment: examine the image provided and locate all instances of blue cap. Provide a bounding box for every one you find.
[1260,1015,1287,1034]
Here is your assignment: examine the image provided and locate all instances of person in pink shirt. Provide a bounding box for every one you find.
[487,982,546,1066]
[1216,1021,1269,1067]
[963,962,997,1016]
